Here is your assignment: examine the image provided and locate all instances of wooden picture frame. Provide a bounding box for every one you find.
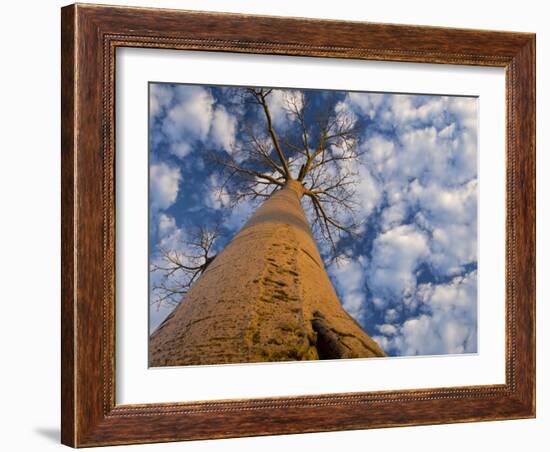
[61,3,535,447]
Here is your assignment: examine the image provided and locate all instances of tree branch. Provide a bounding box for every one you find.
[150,225,220,309]
[248,88,291,179]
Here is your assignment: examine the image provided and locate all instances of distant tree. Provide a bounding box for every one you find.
[150,225,219,309]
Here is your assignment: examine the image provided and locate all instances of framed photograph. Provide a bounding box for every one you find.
[61,3,535,447]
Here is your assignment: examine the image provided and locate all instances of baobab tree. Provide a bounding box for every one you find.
[149,87,385,366]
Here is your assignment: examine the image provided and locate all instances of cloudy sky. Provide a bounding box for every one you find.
[148,82,478,358]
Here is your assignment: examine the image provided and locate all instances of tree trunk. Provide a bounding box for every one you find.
[150,180,385,366]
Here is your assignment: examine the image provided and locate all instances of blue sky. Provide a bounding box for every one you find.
[149,82,478,357]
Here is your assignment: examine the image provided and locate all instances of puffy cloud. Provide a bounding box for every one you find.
[162,86,214,157]
[347,93,478,345]
[150,162,181,210]
[410,179,477,274]
[149,84,174,119]
[380,200,408,232]
[155,213,186,252]
[151,84,239,158]
[357,95,478,185]
[362,125,474,189]
[329,257,368,322]
[384,308,399,323]
[363,135,396,177]
[266,89,304,130]
[347,92,384,119]
[374,270,477,355]
[211,105,237,153]
[376,323,398,335]
[158,212,176,238]
[369,224,430,299]
[205,174,231,210]
[448,97,478,130]
[392,96,446,127]
[356,165,381,218]
[346,92,471,132]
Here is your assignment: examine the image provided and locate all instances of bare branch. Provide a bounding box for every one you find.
[150,225,220,309]
[210,152,285,186]
[247,88,291,178]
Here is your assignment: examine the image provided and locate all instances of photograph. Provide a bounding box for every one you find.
[148,83,479,367]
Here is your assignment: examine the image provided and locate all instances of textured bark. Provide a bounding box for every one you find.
[150,180,384,366]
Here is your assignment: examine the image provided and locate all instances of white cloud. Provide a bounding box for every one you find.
[150,162,181,210]
[167,87,213,138]
[347,92,384,119]
[154,213,187,254]
[344,93,479,331]
[347,93,453,131]
[205,174,231,210]
[383,95,447,130]
[384,308,399,323]
[266,89,304,130]
[211,105,237,153]
[376,324,398,335]
[380,200,408,232]
[356,165,381,218]
[438,122,456,138]
[409,179,477,274]
[363,135,396,177]
[153,84,239,158]
[359,95,478,187]
[372,297,388,310]
[448,97,478,130]
[369,224,429,299]
[171,142,192,159]
[329,257,368,322]
[162,86,214,157]
[158,213,176,238]
[376,270,477,356]
[149,84,174,119]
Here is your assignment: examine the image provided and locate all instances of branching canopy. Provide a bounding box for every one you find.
[214,87,364,254]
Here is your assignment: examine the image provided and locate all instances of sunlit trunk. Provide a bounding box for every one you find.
[150,179,385,366]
